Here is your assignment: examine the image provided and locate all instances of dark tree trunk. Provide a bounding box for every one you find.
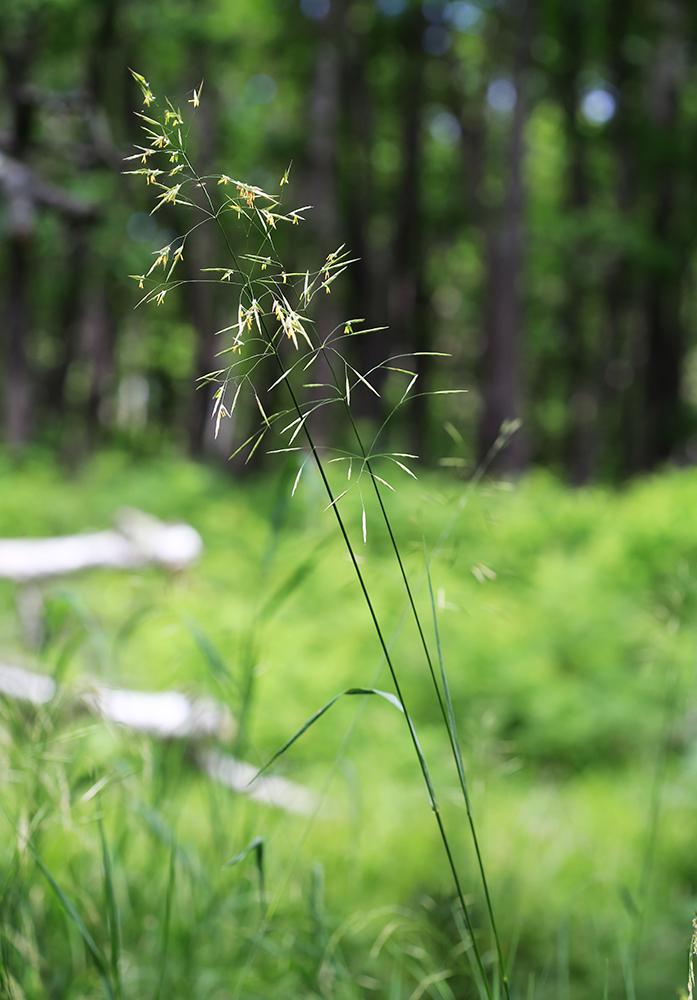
[558,2,594,485]
[85,286,116,435]
[184,58,220,459]
[641,4,686,468]
[3,238,32,447]
[43,221,90,421]
[343,17,385,427]
[388,9,428,457]
[478,0,532,474]
[304,12,342,453]
[185,221,219,457]
[644,193,683,467]
[0,23,96,448]
[602,0,639,478]
[1,35,36,448]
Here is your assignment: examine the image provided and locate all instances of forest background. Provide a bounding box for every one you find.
[4,1,697,999]
[3,0,697,479]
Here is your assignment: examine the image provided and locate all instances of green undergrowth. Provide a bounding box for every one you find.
[1,448,697,997]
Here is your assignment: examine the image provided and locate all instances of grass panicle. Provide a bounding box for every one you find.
[127,70,507,997]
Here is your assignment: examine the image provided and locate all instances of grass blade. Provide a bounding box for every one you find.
[34,850,114,1000]
[98,815,122,1000]
[154,838,176,1000]
[424,543,508,997]
[185,617,234,689]
[222,836,266,917]
[251,688,404,781]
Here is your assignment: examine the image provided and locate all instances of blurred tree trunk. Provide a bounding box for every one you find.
[304,8,342,452]
[43,220,90,421]
[558,1,596,485]
[85,285,116,436]
[343,7,385,427]
[1,18,99,449]
[1,35,36,448]
[184,49,220,459]
[388,8,428,458]
[4,238,32,448]
[602,0,638,479]
[478,0,532,474]
[641,2,687,468]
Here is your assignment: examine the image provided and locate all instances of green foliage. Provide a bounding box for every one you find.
[5,0,697,472]
[1,453,697,995]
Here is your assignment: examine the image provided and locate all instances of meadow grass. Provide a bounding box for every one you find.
[1,451,697,996]
[1,74,695,999]
[126,76,518,998]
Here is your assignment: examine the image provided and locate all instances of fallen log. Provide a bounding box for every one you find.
[0,661,316,815]
[0,507,203,582]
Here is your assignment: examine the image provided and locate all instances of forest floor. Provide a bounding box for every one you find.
[0,447,696,999]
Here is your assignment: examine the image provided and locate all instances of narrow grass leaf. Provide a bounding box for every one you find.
[425,542,508,997]
[287,415,308,445]
[154,839,176,1000]
[34,852,114,1000]
[342,323,390,337]
[282,414,303,435]
[260,539,327,621]
[185,617,234,688]
[230,427,264,460]
[388,458,417,479]
[252,688,403,781]
[222,835,264,871]
[268,364,299,391]
[253,390,270,427]
[223,837,266,916]
[323,488,351,511]
[228,379,243,418]
[399,374,419,405]
[407,969,453,1000]
[291,462,307,497]
[371,474,395,492]
[245,428,268,463]
[98,815,122,1000]
[347,364,380,397]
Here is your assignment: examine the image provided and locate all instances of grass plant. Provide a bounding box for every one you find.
[126,71,510,999]
[2,454,697,995]
[1,72,697,998]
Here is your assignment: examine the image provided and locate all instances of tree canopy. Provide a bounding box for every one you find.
[2,0,697,481]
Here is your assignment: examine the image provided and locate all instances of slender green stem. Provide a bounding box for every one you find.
[265,346,492,998]
[177,148,495,998]
[320,343,511,997]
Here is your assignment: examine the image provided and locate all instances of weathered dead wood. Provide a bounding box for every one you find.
[0,661,317,815]
[0,508,203,582]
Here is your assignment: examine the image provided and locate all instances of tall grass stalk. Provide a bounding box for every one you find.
[128,71,510,997]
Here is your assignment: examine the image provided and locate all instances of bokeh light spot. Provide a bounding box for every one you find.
[447,1,484,33]
[423,1,447,23]
[422,25,451,56]
[375,0,407,13]
[487,78,516,114]
[429,110,462,145]
[246,74,277,105]
[300,0,330,20]
[581,88,616,125]
[127,212,157,244]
